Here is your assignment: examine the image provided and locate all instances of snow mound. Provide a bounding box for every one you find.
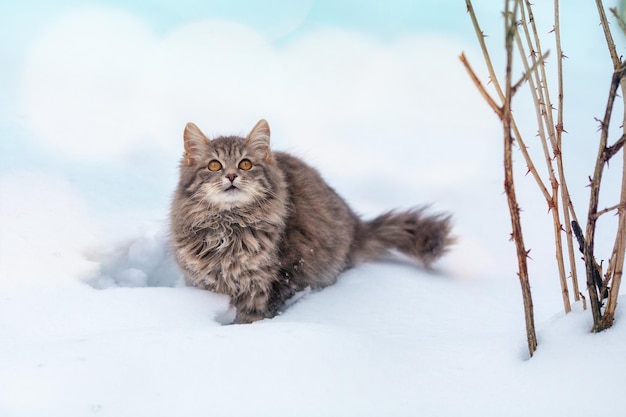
[85,229,182,289]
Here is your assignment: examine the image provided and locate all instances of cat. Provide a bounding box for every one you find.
[170,119,453,323]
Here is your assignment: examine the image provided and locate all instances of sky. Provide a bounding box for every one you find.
[2,0,505,213]
[1,0,619,191]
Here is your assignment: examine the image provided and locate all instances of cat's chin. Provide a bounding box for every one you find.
[208,189,255,210]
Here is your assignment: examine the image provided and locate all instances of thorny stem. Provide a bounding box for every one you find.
[594,203,623,219]
[459,53,501,116]
[554,0,581,301]
[504,0,538,357]
[511,52,549,95]
[513,26,571,313]
[584,49,626,330]
[583,0,626,332]
[463,0,626,345]
[516,0,574,312]
[464,0,551,203]
[592,0,626,332]
[465,0,538,356]
[597,1,620,67]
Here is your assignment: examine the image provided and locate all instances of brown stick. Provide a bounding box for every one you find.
[459,53,502,118]
[504,0,538,356]
[585,0,626,332]
[584,61,624,330]
[604,133,626,160]
[602,169,625,329]
[465,0,552,203]
[554,0,581,301]
[464,0,537,356]
[594,203,624,218]
[597,1,621,67]
[513,4,572,312]
[594,2,626,331]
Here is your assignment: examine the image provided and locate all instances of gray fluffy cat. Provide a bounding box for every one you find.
[170,119,453,323]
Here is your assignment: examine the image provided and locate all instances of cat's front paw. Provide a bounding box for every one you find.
[233,310,268,324]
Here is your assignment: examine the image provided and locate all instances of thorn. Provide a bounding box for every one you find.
[549,26,556,34]
[526,249,533,260]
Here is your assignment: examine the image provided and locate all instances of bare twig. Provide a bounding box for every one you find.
[598,5,626,331]
[597,1,621,67]
[465,0,626,338]
[584,0,626,331]
[554,0,581,301]
[511,51,550,95]
[465,0,538,356]
[465,0,552,203]
[604,133,626,160]
[502,0,537,356]
[594,203,623,218]
[515,0,573,312]
[459,53,502,117]
[610,7,626,35]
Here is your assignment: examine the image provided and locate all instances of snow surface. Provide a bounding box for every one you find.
[1,1,625,416]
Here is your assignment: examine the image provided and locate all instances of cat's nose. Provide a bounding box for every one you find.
[226,173,238,182]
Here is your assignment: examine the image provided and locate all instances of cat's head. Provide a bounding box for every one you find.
[177,119,282,210]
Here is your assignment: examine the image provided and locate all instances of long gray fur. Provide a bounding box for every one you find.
[170,119,453,323]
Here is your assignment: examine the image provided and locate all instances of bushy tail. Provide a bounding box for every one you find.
[351,208,454,267]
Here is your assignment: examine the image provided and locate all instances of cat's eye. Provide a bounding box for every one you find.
[208,160,222,172]
[238,159,252,171]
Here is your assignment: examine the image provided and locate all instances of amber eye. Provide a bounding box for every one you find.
[238,159,252,171]
[208,160,222,171]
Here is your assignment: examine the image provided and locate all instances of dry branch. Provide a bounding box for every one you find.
[583,0,626,332]
[464,0,538,356]
[463,0,625,350]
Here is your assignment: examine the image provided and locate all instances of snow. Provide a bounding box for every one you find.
[1,1,626,416]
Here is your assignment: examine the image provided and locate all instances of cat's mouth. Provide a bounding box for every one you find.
[225,185,239,192]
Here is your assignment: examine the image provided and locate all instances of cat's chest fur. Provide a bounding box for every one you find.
[177,210,282,295]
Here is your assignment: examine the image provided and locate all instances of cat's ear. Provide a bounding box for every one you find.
[183,122,209,165]
[246,119,271,160]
